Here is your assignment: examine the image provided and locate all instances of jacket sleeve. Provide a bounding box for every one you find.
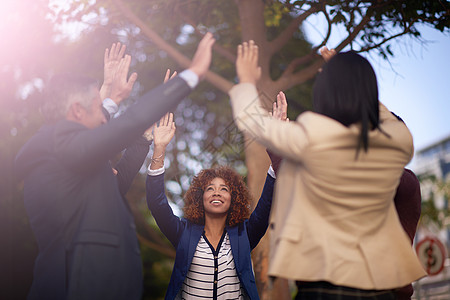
[246,173,275,250]
[146,173,185,247]
[229,83,312,162]
[115,136,150,196]
[54,77,191,174]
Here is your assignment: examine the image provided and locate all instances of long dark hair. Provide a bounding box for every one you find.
[313,51,381,154]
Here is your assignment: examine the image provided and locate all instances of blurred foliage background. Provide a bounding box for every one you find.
[1,1,449,299]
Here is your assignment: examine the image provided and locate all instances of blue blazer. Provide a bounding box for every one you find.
[146,173,275,300]
[15,78,192,300]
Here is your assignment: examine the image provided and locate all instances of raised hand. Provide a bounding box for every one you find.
[109,55,138,105]
[267,91,288,175]
[164,69,178,83]
[153,113,176,149]
[149,113,176,170]
[100,42,127,100]
[236,40,262,85]
[188,32,215,79]
[271,91,289,122]
[319,46,336,62]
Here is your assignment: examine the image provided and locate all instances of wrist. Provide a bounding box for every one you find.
[153,145,167,153]
[238,76,257,85]
[109,94,123,105]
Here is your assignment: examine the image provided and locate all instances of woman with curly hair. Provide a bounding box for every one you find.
[146,108,283,300]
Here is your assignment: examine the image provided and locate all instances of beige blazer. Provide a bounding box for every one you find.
[229,83,426,290]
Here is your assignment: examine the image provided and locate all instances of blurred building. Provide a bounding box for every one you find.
[412,135,450,299]
[414,134,450,244]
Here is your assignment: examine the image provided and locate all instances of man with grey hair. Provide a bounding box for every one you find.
[14,33,215,300]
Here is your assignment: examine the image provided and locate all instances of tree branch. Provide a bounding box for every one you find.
[314,6,332,50]
[273,58,324,92]
[137,234,176,259]
[112,0,233,93]
[268,4,320,55]
[279,52,317,78]
[335,8,373,52]
[358,23,415,53]
[174,6,237,63]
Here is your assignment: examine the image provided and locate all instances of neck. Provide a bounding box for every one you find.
[204,214,227,237]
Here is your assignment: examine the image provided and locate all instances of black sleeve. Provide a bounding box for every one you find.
[54,77,191,173]
[115,136,150,196]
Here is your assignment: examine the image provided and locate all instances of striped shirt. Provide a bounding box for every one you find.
[176,231,247,299]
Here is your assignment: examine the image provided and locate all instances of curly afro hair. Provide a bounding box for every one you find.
[183,166,252,227]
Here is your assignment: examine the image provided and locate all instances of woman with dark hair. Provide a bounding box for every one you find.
[228,41,426,299]
[146,110,281,300]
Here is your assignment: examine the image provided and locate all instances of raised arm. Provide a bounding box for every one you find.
[230,40,314,162]
[146,112,185,247]
[55,34,215,173]
[246,92,289,249]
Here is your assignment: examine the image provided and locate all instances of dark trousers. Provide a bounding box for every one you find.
[296,281,397,300]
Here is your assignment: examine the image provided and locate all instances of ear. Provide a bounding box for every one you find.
[66,102,85,121]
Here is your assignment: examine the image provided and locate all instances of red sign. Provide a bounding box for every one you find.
[415,236,447,276]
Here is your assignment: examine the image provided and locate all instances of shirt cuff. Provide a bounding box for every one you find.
[179,69,199,89]
[147,164,165,176]
[102,98,119,117]
[268,165,276,179]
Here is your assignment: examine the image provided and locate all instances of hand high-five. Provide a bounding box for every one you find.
[164,69,178,83]
[109,54,138,105]
[236,40,261,85]
[319,46,336,62]
[150,112,176,170]
[271,91,289,122]
[100,43,126,100]
[188,32,216,79]
[267,91,289,175]
[153,113,176,149]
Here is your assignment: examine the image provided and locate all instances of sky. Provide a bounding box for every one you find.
[303,19,450,169]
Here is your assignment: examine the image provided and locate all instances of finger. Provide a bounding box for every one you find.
[170,71,177,80]
[248,40,254,61]
[126,72,138,90]
[116,57,125,78]
[279,91,288,120]
[253,45,259,65]
[158,114,165,127]
[163,112,169,126]
[117,44,126,59]
[120,55,132,80]
[242,42,248,60]
[249,40,258,63]
[200,32,214,46]
[112,42,121,59]
[164,69,171,83]
[168,112,173,126]
[104,48,109,65]
[272,102,277,118]
[237,44,242,60]
[109,43,117,60]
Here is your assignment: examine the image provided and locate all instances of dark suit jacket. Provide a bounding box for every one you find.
[15,77,192,300]
[146,173,275,300]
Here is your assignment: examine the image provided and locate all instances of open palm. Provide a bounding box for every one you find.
[153,113,176,148]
